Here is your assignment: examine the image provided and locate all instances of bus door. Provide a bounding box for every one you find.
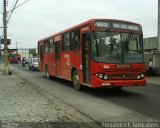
[39,44,44,71]
[55,41,61,76]
[82,33,91,84]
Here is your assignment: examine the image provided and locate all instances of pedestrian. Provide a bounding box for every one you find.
[22,57,26,67]
[149,59,153,77]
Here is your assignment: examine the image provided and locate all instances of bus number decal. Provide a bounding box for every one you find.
[64,54,70,66]
[102,83,111,86]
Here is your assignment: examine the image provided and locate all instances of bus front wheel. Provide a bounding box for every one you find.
[45,66,50,79]
[72,70,81,90]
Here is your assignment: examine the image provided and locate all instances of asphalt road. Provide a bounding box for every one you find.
[12,63,160,123]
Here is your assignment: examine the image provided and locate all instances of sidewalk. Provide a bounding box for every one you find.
[147,76,160,85]
[0,64,98,128]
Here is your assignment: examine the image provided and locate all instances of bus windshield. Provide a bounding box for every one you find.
[92,31,144,64]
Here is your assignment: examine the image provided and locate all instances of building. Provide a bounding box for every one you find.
[143,37,160,75]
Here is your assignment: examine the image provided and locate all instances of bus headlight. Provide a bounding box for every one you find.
[99,74,103,79]
[137,73,145,79]
[96,73,109,80]
[140,73,145,78]
[137,75,141,79]
[104,75,109,80]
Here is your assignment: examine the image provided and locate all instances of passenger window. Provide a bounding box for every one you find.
[49,38,54,53]
[44,40,49,53]
[62,32,70,51]
[70,29,80,50]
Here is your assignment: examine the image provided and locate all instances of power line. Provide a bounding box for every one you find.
[3,0,30,24]
[7,0,19,24]
[9,0,16,11]
[0,0,30,26]
[0,0,30,14]
[7,0,30,13]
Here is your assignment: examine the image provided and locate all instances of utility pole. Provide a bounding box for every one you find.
[3,0,9,75]
[0,36,2,63]
[158,0,160,53]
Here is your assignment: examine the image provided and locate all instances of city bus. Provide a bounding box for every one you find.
[38,19,146,90]
[8,50,21,63]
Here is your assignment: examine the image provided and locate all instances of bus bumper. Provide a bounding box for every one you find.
[91,76,146,88]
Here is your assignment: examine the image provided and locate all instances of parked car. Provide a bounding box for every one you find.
[28,58,38,71]
[25,58,30,64]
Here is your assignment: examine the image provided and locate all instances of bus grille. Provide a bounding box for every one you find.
[110,74,136,80]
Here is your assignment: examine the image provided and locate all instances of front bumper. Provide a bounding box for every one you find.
[91,76,146,88]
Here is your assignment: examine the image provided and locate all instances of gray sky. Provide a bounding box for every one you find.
[1,0,158,49]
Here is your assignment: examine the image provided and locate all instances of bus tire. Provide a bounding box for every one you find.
[45,66,50,79]
[72,70,81,90]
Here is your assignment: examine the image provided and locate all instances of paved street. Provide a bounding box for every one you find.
[147,76,160,85]
[0,63,160,128]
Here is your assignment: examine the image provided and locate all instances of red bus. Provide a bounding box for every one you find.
[8,51,21,63]
[38,19,146,90]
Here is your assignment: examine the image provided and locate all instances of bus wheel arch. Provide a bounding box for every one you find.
[71,68,82,90]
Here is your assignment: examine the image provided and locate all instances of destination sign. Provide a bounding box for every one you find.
[94,20,142,32]
[94,21,110,28]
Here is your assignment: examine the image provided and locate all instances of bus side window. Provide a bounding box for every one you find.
[40,45,44,60]
[44,40,50,53]
[70,29,80,50]
[49,38,54,53]
[62,32,70,51]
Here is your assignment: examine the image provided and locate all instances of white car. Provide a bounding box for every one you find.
[28,58,38,71]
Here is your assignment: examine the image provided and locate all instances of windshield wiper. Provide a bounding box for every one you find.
[93,32,99,57]
[127,32,134,42]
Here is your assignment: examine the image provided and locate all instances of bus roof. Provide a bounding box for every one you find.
[38,18,142,42]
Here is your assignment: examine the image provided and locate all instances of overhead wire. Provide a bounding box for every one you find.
[7,0,19,24]
[7,0,30,13]
[0,0,30,40]
[9,0,16,11]
[0,0,15,36]
[7,0,30,23]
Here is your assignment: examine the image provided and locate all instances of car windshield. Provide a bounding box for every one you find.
[92,31,144,64]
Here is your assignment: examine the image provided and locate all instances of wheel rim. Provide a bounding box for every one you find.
[46,67,49,78]
[73,74,79,85]
[73,71,80,90]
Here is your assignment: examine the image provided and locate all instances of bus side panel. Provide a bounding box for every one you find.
[60,51,82,81]
[47,53,56,76]
[43,53,48,71]
[58,53,83,83]
[60,52,72,80]
[40,55,45,72]
[38,54,41,71]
